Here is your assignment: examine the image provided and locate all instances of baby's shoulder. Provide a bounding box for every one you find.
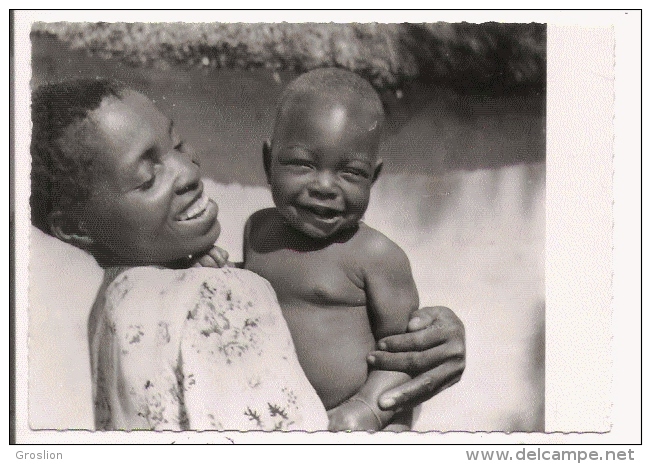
[353,223,410,265]
[248,207,278,224]
[246,208,283,236]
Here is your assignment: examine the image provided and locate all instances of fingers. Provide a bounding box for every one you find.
[368,306,467,411]
[207,246,229,267]
[406,306,438,332]
[192,246,232,268]
[376,325,446,353]
[377,359,464,410]
[407,305,462,332]
[368,344,455,373]
[378,306,464,352]
[193,254,217,268]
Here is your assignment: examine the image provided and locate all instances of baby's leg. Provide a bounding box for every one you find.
[382,409,413,432]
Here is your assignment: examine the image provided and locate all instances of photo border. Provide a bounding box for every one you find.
[9,9,642,447]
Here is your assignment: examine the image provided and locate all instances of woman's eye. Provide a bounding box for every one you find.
[289,160,313,168]
[138,176,156,191]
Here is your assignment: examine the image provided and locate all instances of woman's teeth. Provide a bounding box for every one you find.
[177,193,210,221]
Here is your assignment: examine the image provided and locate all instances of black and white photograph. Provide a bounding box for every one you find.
[10,10,639,447]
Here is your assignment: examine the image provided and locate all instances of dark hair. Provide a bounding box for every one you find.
[30,78,125,234]
[272,67,384,139]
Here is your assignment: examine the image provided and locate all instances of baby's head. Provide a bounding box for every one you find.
[31,78,220,266]
[264,68,385,241]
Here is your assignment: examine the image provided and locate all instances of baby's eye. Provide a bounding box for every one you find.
[174,140,186,152]
[342,168,370,179]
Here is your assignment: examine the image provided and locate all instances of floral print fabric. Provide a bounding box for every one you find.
[90,267,328,431]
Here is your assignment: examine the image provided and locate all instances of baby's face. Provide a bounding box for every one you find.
[78,90,221,265]
[268,94,382,240]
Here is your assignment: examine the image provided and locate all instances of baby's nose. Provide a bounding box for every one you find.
[309,172,338,198]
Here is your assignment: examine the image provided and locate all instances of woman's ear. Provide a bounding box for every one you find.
[372,158,383,183]
[262,140,273,182]
[48,210,95,249]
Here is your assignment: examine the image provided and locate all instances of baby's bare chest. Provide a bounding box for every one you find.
[245,247,366,307]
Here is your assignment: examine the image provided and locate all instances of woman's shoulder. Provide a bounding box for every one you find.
[94,266,280,360]
[101,266,276,312]
[103,264,269,283]
[183,267,279,310]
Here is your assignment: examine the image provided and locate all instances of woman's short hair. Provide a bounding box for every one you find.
[30,78,125,233]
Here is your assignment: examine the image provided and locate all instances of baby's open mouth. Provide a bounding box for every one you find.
[302,204,342,221]
[176,192,211,221]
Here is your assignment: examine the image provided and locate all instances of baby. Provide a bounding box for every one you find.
[244,68,418,431]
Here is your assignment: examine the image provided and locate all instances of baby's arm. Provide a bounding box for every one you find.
[328,232,418,431]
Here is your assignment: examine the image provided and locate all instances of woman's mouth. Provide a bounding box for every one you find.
[176,192,211,221]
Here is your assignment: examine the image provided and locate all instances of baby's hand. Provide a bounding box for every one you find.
[327,397,383,432]
[191,246,234,268]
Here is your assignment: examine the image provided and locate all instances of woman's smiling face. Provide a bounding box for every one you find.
[77,90,221,265]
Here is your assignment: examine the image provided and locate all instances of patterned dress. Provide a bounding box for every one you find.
[90,266,329,431]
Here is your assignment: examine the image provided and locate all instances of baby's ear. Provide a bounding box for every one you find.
[48,210,94,249]
[372,158,383,183]
[262,139,273,181]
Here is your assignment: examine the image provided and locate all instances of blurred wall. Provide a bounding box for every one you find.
[31,35,545,185]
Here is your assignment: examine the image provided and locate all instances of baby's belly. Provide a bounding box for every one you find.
[280,301,376,410]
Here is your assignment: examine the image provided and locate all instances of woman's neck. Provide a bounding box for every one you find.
[92,245,195,270]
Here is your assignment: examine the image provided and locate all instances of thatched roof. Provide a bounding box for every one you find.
[32,22,545,93]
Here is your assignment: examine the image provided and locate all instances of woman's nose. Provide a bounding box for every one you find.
[171,152,201,195]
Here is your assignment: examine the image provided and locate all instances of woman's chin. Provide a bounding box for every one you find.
[191,217,222,252]
[206,220,221,246]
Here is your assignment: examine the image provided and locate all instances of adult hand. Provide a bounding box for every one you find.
[367,306,466,411]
